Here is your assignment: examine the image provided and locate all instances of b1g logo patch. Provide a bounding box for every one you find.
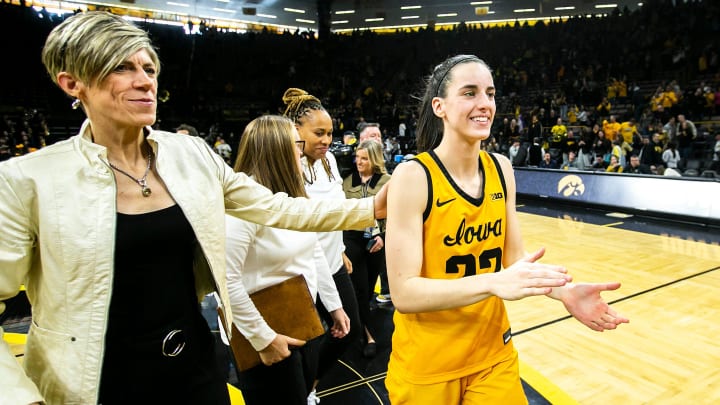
[490,192,503,201]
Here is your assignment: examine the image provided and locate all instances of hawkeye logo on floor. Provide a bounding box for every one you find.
[557,174,585,197]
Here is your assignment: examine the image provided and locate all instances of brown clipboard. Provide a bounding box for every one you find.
[217,274,325,371]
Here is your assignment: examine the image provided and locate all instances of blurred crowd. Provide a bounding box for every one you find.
[1,0,719,174]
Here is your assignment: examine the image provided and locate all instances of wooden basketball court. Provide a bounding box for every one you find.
[506,210,720,404]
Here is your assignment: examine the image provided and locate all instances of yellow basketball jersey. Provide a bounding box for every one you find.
[388,150,514,384]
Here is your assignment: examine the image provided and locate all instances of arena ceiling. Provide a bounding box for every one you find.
[75,0,643,32]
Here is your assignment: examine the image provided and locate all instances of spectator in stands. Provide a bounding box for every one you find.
[659,84,679,115]
[606,155,624,173]
[358,122,382,144]
[676,114,697,158]
[639,133,664,171]
[342,140,391,358]
[282,88,364,403]
[611,136,627,167]
[342,130,357,146]
[526,114,543,148]
[561,151,582,170]
[596,97,612,119]
[550,117,567,144]
[508,117,522,143]
[176,123,200,137]
[496,117,512,153]
[508,139,521,165]
[591,154,609,171]
[662,141,682,169]
[384,54,627,405]
[225,115,348,405]
[619,118,640,145]
[562,129,580,167]
[527,137,543,167]
[577,127,593,168]
[602,115,621,143]
[214,136,232,164]
[624,154,652,174]
[662,116,677,143]
[539,151,559,169]
[710,133,720,172]
[0,133,11,161]
[0,13,384,405]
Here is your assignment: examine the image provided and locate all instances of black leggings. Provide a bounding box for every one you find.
[315,266,362,379]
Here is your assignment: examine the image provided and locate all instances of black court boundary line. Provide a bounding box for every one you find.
[514,265,720,336]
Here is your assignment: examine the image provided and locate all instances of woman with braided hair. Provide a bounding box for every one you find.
[282,88,365,403]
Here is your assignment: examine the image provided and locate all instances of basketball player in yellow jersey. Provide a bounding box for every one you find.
[385,55,629,404]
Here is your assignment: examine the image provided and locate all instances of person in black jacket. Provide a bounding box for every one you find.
[624,154,652,174]
[527,137,543,167]
[638,133,664,171]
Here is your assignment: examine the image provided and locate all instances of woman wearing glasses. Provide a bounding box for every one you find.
[225,115,348,404]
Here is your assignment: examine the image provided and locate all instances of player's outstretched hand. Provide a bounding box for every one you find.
[561,282,630,331]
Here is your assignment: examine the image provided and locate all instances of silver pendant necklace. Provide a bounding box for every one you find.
[108,150,153,197]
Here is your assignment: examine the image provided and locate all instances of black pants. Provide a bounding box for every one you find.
[98,314,230,405]
[344,233,386,339]
[236,338,320,405]
[315,266,362,379]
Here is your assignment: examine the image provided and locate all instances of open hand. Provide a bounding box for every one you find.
[561,282,629,331]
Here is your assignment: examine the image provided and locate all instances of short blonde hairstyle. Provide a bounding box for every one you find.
[356,140,387,175]
[42,11,160,87]
[234,115,308,198]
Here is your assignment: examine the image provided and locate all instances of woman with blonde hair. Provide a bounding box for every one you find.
[226,115,348,404]
[342,140,391,358]
[282,88,363,401]
[0,13,384,404]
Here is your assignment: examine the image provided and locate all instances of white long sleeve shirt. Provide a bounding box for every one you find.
[302,153,347,274]
[225,215,342,351]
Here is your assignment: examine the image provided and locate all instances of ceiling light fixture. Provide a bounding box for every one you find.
[595,4,618,8]
[284,8,305,14]
[401,6,421,10]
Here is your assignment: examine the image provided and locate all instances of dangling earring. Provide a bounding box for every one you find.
[71,99,81,110]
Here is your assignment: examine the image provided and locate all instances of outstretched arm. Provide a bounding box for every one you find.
[494,153,629,331]
[386,160,571,314]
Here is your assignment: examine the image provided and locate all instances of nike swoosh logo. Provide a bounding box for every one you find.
[436,198,456,207]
